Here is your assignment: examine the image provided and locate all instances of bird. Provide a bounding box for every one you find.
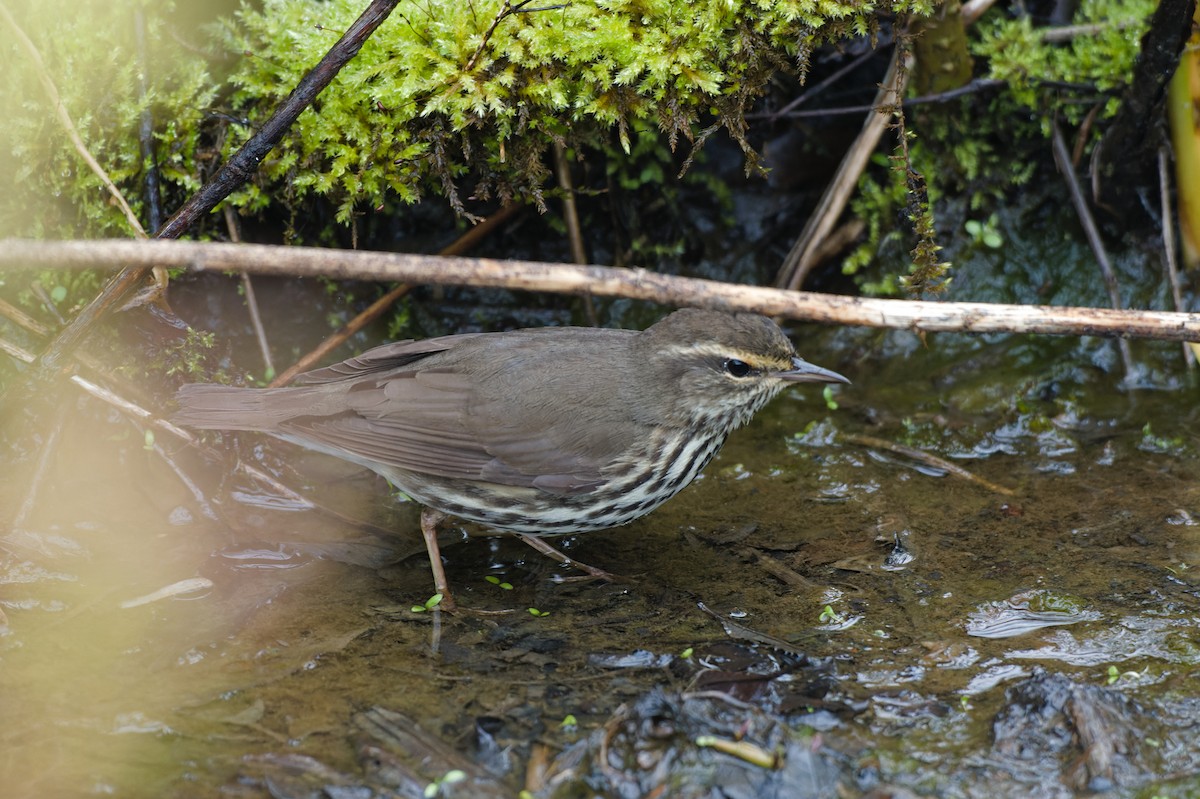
[173,308,848,609]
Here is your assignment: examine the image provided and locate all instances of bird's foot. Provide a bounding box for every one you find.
[516,533,627,583]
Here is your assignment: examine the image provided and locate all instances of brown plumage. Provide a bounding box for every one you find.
[174,308,848,607]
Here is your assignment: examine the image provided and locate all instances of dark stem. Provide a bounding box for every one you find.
[134,7,163,233]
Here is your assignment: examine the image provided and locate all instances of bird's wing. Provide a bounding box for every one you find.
[291,335,482,385]
[276,328,645,495]
[278,368,619,495]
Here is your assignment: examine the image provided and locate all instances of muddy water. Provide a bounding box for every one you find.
[2,305,1199,797]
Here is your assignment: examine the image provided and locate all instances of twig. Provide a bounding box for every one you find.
[0,328,321,517]
[464,0,539,72]
[1040,20,1142,43]
[142,423,221,521]
[776,47,904,290]
[0,2,148,239]
[763,47,879,122]
[29,282,66,326]
[13,405,65,531]
[8,237,1200,342]
[843,433,1016,496]
[758,77,1012,119]
[960,0,999,26]
[223,206,276,379]
[553,141,596,324]
[269,282,411,387]
[268,203,519,387]
[438,201,522,256]
[735,545,822,590]
[28,0,403,376]
[1051,120,1136,380]
[695,601,808,657]
[0,296,51,337]
[1159,146,1194,367]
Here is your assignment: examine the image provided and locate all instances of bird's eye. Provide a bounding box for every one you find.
[723,358,752,378]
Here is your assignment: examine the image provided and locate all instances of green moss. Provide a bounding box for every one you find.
[217,0,935,223]
[972,0,1155,132]
[0,1,218,238]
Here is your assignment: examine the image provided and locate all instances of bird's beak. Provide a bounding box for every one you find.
[780,356,850,384]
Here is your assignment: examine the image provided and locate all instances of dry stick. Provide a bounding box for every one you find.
[0,330,320,514]
[0,2,148,240]
[269,283,412,387]
[223,206,276,379]
[30,0,403,375]
[0,295,145,382]
[771,78,1009,120]
[8,238,1200,342]
[553,141,597,324]
[843,433,1015,496]
[1159,147,1195,367]
[762,47,878,122]
[0,296,50,338]
[12,407,64,531]
[776,47,904,291]
[961,0,1000,25]
[29,282,66,326]
[1051,120,1137,380]
[143,427,221,521]
[267,203,521,387]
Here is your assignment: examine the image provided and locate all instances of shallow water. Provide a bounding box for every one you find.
[2,303,1199,797]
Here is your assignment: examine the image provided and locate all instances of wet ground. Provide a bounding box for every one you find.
[3,287,1200,796]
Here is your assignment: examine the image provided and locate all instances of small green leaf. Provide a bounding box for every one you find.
[822,385,839,411]
[413,593,443,612]
[50,285,68,303]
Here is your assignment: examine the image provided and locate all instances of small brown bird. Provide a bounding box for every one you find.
[174,308,848,608]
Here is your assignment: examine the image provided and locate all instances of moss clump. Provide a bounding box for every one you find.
[217,0,935,224]
[0,1,218,239]
[972,0,1155,130]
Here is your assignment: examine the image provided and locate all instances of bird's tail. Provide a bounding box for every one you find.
[173,384,317,432]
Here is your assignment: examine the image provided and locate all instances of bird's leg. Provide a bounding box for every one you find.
[516,533,624,583]
[420,507,456,611]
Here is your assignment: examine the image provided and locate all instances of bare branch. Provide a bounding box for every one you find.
[5,238,1200,342]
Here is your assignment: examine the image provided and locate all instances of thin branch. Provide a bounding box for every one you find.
[224,206,276,379]
[464,0,537,72]
[267,202,519,387]
[7,238,1200,342]
[961,0,1000,26]
[1051,120,1136,379]
[553,141,596,324]
[1159,146,1194,367]
[776,47,904,291]
[0,1,147,239]
[13,406,65,531]
[844,433,1015,496]
[0,330,316,512]
[763,47,879,122]
[29,0,403,376]
[268,282,411,387]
